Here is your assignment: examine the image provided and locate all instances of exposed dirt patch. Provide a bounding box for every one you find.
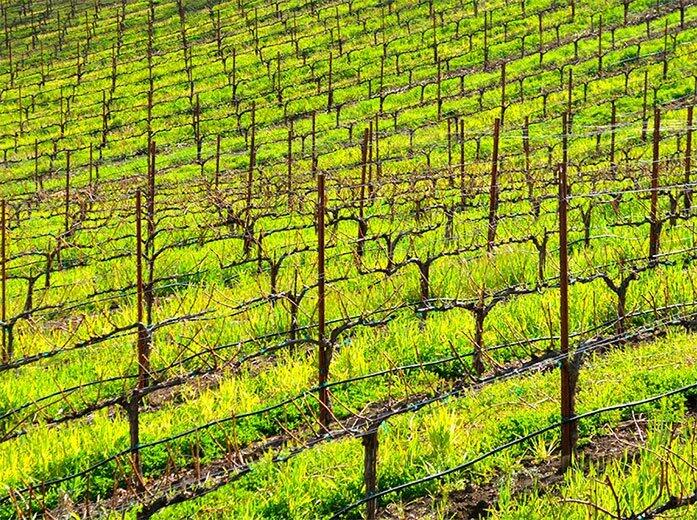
[42,335,662,520]
[144,372,224,410]
[49,392,434,519]
[582,414,647,467]
[380,481,498,520]
[380,415,648,519]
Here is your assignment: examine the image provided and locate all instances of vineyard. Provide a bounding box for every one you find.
[0,0,697,517]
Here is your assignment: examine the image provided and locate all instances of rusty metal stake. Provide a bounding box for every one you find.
[313,111,330,429]
[1,201,6,363]
[486,118,500,253]
[459,120,465,207]
[649,108,661,264]
[132,190,146,491]
[317,164,330,429]
[215,134,221,189]
[64,150,70,234]
[358,128,369,260]
[685,106,693,211]
[245,102,256,255]
[610,99,617,174]
[641,70,649,141]
[287,120,293,210]
[559,113,576,471]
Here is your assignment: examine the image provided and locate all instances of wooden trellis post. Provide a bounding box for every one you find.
[363,428,379,520]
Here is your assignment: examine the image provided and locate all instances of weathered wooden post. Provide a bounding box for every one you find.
[363,428,379,520]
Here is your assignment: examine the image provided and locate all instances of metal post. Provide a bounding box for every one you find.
[132,190,145,490]
[1,201,6,363]
[685,106,693,211]
[559,112,576,470]
[459,120,465,208]
[64,150,70,234]
[649,108,661,264]
[317,165,330,429]
[358,128,369,260]
[487,118,500,252]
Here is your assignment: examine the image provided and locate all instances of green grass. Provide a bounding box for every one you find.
[0,0,696,517]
